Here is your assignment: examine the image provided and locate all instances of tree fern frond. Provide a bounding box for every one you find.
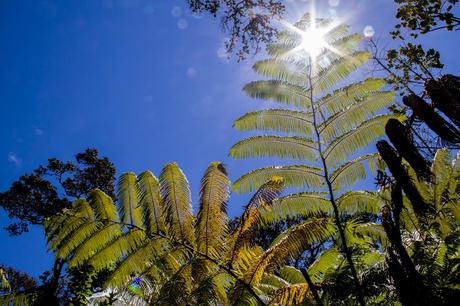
[308,247,342,283]
[252,60,307,87]
[319,91,395,143]
[233,109,313,136]
[137,171,165,235]
[230,136,318,161]
[317,78,387,116]
[337,191,382,215]
[68,223,122,268]
[118,172,143,228]
[88,228,147,271]
[88,189,118,222]
[259,192,331,225]
[159,163,195,243]
[313,51,370,93]
[243,80,309,108]
[330,154,380,190]
[105,237,169,287]
[268,283,310,306]
[56,221,102,259]
[279,266,306,284]
[233,165,323,193]
[324,115,403,167]
[246,219,335,285]
[196,162,230,256]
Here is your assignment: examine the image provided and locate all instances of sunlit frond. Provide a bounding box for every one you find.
[243,80,308,108]
[196,162,230,256]
[230,135,318,161]
[118,172,143,228]
[233,165,323,193]
[159,163,195,243]
[137,171,165,234]
[279,266,306,284]
[330,154,380,190]
[337,191,382,215]
[233,109,313,136]
[88,189,118,222]
[324,115,403,167]
[259,192,331,225]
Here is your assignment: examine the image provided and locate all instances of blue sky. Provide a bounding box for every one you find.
[1,0,459,277]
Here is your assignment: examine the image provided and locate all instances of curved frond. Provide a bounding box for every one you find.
[233,109,313,136]
[233,165,323,193]
[230,136,317,161]
[319,91,396,144]
[337,191,382,215]
[259,192,331,225]
[324,115,404,167]
[252,60,307,87]
[159,163,195,243]
[137,171,165,234]
[308,247,342,283]
[88,189,118,222]
[313,51,370,93]
[244,80,308,108]
[118,172,143,227]
[196,162,230,256]
[246,219,335,285]
[331,154,380,190]
[268,284,310,306]
[279,266,306,284]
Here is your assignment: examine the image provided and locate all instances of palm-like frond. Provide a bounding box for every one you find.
[159,163,195,243]
[337,191,382,215]
[233,165,323,193]
[118,172,143,227]
[230,136,318,161]
[233,109,314,136]
[243,80,309,108]
[330,154,380,190]
[137,171,165,235]
[279,266,306,284]
[196,162,230,256]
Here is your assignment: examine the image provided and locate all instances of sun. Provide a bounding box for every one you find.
[299,24,328,59]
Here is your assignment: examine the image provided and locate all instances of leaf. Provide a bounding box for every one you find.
[313,51,371,93]
[88,189,118,222]
[268,283,310,306]
[118,172,143,227]
[279,266,306,284]
[233,108,313,136]
[244,80,309,109]
[252,60,308,87]
[159,163,195,244]
[319,91,396,144]
[233,165,323,193]
[246,219,335,285]
[331,154,380,190]
[196,162,230,256]
[337,191,382,215]
[308,247,342,283]
[137,171,165,234]
[259,192,331,225]
[230,135,318,161]
[317,78,387,116]
[324,115,404,168]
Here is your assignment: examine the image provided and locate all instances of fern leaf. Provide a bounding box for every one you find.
[196,162,230,256]
[331,154,380,190]
[233,108,313,136]
[118,172,143,227]
[324,115,404,167]
[279,266,306,284]
[230,135,318,161]
[337,191,382,215]
[233,165,323,193]
[159,163,195,243]
[88,189,118,222]
[259,192,331,225]
[137,171,165,234]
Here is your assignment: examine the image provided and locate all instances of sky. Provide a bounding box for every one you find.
[1,0,459,278]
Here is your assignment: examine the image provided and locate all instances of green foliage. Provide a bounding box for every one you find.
[231,14,399,305]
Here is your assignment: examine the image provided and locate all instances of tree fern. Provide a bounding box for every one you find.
[230,14,400,305]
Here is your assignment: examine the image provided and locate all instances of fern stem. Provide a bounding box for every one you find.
[306,64,366,306]
[301,268,323,306]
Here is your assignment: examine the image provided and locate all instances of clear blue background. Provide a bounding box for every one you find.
[1,0,459,277]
